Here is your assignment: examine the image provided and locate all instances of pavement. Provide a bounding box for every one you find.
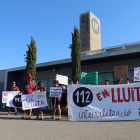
[0,108,140,140]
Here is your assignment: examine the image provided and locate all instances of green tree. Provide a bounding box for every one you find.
[24,36,37,81]
[69,26,81,81]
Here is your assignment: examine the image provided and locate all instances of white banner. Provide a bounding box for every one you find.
[49,87,62,97]
[68,83,140,121]
[6,91,22,108]
[2,91,9,103]
[22,91,48,110]
[134,67,140,81]
[56,74,68,85]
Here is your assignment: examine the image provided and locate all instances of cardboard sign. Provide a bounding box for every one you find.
[22,91,48,110]
[68,83,140,121]
[49,87,62,97]
[56,74,68,85]
[114,66,128,78]
[134,67,140,81]
[6,91,22,108]
[79,72,98,85]
[2,91,9,103]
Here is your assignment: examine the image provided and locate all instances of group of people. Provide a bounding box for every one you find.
[105,78,130,85]
[6,77,79,120]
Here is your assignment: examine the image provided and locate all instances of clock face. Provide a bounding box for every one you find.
[92,18,99,35]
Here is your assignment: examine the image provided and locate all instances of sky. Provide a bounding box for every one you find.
[0,0,140,70]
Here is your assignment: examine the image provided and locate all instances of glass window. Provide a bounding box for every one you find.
[104,72,116,85]
[98,73,104,85]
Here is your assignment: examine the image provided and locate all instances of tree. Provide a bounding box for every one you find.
[24,36,37,81]
[69,26,81,81]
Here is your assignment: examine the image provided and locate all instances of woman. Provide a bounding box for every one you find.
[35,82,45,120]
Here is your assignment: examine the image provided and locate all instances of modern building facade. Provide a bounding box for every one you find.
[1,41,140,109]
[80,11,101,52]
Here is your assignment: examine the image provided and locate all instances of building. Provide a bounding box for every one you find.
[80,11,101,52]
[0,41,140,109]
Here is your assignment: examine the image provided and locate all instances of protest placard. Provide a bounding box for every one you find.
[21,91,48,110]
[68,83,140,121]
[49,87,62,97]
[56,74,68,85]
[114,66,128,78]
[134,67,140,81]
[6,91,22,108]
[79,71,98,85]
[2,91,9,103]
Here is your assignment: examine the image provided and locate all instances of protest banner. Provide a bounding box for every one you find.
[6,91,22,108]
[56,74,68,85]
[22,91,48,110]
[114,66,128,78]
[68,83,140,121]
[2,91,9,103]
[49,87,62,97]
[79,71,98,85]
[134,67,140,81]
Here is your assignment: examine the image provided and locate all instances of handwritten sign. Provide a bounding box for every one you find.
[114,66,128,78]
[79,72,98,85]
[2,91,9,103]
[49,87,62,97]
[134,67,140,81]
[6,91,22,108]
[21,91,48,110]
[56,74,68,85]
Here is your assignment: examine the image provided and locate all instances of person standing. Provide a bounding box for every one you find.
[18,77,35,119]
[50,80,61,120]
[61,85,68,115]
[35,82,45,120]
[7,81,19,115]
[105,80,109,85]
[125,78,129,84]
[68,80,73,85]
[74,77,79,84]
[117,79,122,84]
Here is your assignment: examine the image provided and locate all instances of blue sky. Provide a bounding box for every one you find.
[0,0,140,70]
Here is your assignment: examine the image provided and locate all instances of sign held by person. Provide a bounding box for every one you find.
[114,66,128,78]
[22,91,48,110]
[6,91,22,108]
[68,83,140,121]
[79,71,98,85]
[49,87,62,97]
[56,74,68,85]
[2,91,9,103]
[134,67,140,81]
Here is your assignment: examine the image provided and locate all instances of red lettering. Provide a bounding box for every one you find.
[3,98,7,103]
[27,103,30,108]
[31,102,34,107]
[101,90,110,98]
[37,101,40,106]
[134,87,140,101]
[96,93,102,101]
[41,100,45,105]
[123,88,130,102]
[112,88,117,102]
[131,88,135,101]
[24,103,27,109]
[117,88,123,102]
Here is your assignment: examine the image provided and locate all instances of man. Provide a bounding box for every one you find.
[7,81,19,115]
[125,78,129,84]
[61,85,68,115]
[105,80,109,85]
[68,80,73,85]
[18,77,35,119]
[50,80,61,120]
[117,79,122,84]
[74,77,79,84]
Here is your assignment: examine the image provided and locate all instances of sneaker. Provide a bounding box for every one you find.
[15,112,17,115]
[6,113,11,116]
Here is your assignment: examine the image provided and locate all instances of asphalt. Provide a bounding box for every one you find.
[0,108,140,140]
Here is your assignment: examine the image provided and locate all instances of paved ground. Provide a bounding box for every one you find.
[0,109,140,140]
